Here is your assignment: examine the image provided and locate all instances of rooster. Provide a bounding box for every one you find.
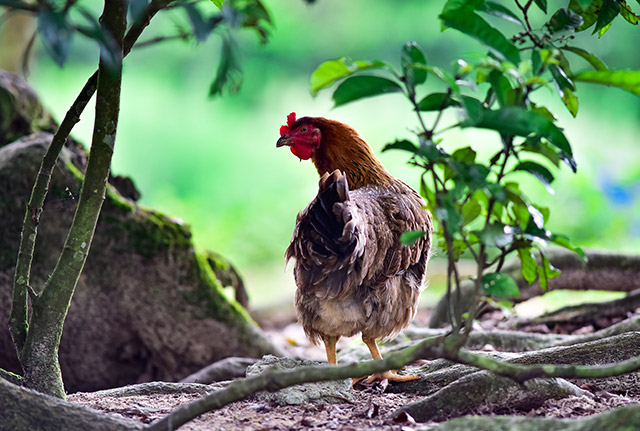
[277,113,432,382]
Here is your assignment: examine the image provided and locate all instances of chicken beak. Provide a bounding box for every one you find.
[276,136,292,148]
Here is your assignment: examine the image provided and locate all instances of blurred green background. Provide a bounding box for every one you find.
[2,0,639,308]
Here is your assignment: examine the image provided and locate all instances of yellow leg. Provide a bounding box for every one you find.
[360,337,420,383]
[322,335,339,365]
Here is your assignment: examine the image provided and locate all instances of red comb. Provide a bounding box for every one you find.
[280,112,297,136]
[287,112,296,127]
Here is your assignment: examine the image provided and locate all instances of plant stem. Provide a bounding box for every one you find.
[19,0,127,398]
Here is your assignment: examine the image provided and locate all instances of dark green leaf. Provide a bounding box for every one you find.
[562,46,608,71]
[310,58,389,96]
[481,273,520,298]
[401,42,428,93]
[513,161,555,193]
[487,183,508,203]
[520,137,561,167]
[211,0,224,7]
[476,223,514,248]
[459,103,575,169]
[440,8,520,64]
[451,146,476,163]
[619,1,640,24]
[594,0,620,36]
[538,253,561,290]
[400,230,426,246]
[332,76,403,107]
[517,247,538,284]
[37,10,73,67]
[184,4,211,42]
[435,192,462,234]
[441,0,484,15]
[549,64,576,92]
[574,70,640,97]
[534,0,548,13]
[569,0,602,31]
[128,0,149,23]
[209,37,242,96]
[489,70,514,107]
[383,139,449,162]
[417,92,460,111]
[478,1,524,25]
[547,8,584,33]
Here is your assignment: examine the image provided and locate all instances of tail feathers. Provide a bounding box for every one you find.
[305,170,357,258]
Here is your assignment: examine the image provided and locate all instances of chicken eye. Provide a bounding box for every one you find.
[299,126,308,133]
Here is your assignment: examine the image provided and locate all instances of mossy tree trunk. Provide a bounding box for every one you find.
[11,0,126,398]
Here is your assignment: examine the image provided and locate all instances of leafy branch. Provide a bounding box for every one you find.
[308,0,640,387]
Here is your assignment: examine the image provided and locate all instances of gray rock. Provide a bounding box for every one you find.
[246,355,353,405]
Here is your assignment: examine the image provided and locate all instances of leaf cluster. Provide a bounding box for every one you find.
[0,0,273,95]
[311,0,640,323]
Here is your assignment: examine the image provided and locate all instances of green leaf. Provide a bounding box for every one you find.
[562,46,608,71]
[383,139,449,162]
[400,230,426,246]
[481,273,520,298]
[461,199,482,224]
[37,10,73,67]
[209,36,242,96]
[517,248,538,284]
[435,192,463,234]
[550,234,587,261]
[211,0,224,7]
[488,70,514,107]
[184,4,211,42]
[440,8,520,64]
[459,102,575,169]
[538,253,561,290]
[478,1,524,25]
[594,0,620,36]
[574,70,640,97]
[310,58,388,96]
[569,0,602,31]
[476,223,514,248]
[533,0,548,13]
[562,88,579,117]
[401,42,428,93]
[619,0,640,24]
[520,137,561,168]
[547,8,584,33]
[513,161,555,193]
[451,146,476,163]
[332,76,403,107]
[417,92,461,111]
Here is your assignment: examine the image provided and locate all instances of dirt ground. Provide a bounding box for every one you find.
[68,307,640,430]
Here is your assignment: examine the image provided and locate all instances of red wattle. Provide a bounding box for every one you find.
[291,143,314,160]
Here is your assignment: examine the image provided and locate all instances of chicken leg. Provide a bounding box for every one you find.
[322,335,339,365]
[361,337,420,383]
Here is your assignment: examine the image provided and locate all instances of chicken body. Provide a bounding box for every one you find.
[277,114,432,381]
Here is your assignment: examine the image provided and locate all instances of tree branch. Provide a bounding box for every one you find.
[9,0,173,368]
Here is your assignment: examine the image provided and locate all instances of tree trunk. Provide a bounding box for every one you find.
[17,0,127,398]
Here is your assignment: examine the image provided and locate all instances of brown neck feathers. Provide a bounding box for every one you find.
[306,118,393,189]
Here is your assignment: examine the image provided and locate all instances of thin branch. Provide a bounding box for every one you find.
[9,0,173,359]
[147,335,445,431]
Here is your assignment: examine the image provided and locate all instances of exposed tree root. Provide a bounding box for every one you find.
[86,381,229,397]
[429,250,640,328]
[417,404,640,431]
[396,373,588,422]
[0,377,142,431]
[179,357,259,384]
[513,289,640,329]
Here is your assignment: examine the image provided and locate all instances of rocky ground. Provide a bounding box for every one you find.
[67,306,640,430]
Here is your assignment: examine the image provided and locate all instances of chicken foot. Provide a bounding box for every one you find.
[358,337,421,383]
